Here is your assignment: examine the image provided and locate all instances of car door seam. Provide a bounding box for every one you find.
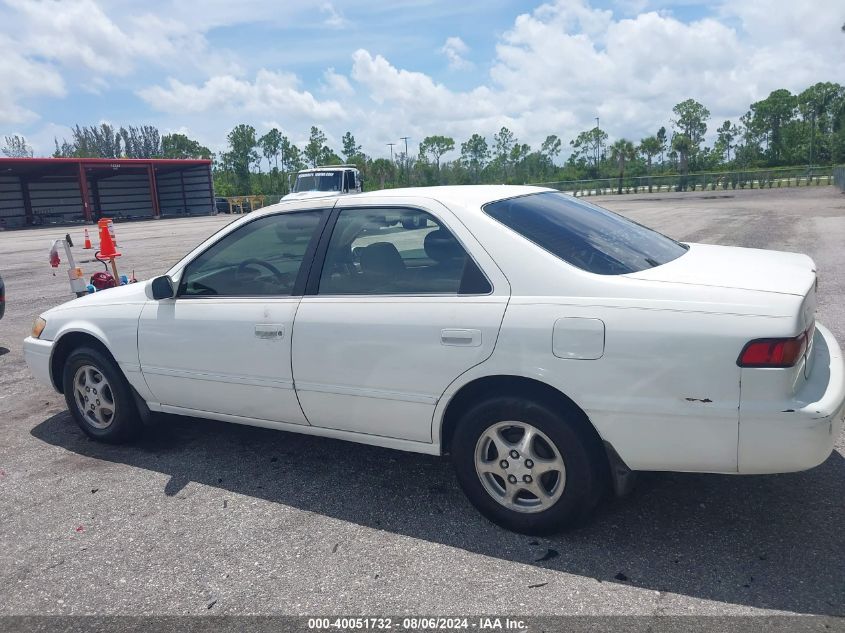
[136,300,158,401]
[429,293,513,445]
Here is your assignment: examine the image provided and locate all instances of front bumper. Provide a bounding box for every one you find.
[738,323,845,473]
[23,336,57,391]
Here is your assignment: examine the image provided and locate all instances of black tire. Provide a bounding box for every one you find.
[62,346,142,443]
[451,396,605,534]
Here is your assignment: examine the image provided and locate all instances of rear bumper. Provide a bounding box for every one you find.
[738,323,845,473]
[23,336,57,391]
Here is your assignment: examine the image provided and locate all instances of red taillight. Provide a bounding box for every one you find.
[738,325,813,368]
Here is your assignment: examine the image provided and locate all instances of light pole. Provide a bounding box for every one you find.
[400,136,410,185]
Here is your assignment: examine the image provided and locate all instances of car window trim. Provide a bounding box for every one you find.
[175,207,334,300]
[304,203,494,298]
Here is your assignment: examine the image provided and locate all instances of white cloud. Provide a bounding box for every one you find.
[0,0,245,127]
[139,70,348,121]
[5,0,842,160]
[321,2,350,29]
[440,36,474,70]
[323,68,355,96]
[352,49,496,119]
[3,0,237,77]
[488,1,751,141]
[0,34,65,124]
[345,0,840,157]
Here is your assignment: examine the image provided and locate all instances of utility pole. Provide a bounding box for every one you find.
[595,117,601,171]
[400,136,410,185]
[387,143,395,164]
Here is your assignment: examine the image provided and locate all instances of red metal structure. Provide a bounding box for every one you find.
[0,158,214,227]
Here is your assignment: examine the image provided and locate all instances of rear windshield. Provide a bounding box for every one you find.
[483,192,687,275]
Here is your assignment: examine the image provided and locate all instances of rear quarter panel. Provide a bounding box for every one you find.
[436,292,801,472]
[441,204,806,471]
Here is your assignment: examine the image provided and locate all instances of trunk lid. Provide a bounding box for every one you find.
[626,242,816,297]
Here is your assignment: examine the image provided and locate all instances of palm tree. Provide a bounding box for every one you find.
[638,136,661,192]
[369,158,395,190]
[671,134,692,190]
[610,139,636,194]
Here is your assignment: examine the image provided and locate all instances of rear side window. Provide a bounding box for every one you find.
[318,207,491,295]
[483,192,687,275]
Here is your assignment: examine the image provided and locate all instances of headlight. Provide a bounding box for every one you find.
[32,317,47,339]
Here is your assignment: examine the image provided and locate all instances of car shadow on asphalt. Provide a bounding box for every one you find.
[31,411,845,616]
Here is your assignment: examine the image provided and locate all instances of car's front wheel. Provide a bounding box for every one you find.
[62,346,141,443]
[451,396,605,534]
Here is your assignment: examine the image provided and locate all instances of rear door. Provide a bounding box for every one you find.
[291,197,510,443]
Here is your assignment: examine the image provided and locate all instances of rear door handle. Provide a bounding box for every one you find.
[441,329,482,347]
[255,324,285,340]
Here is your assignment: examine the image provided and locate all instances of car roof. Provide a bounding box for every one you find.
[255,185,553,217]
[353,185,552,208]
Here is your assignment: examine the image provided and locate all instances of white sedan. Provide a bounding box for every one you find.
[23,186,845,534]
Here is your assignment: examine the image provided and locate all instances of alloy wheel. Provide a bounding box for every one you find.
[73,364,116,429]
[474,421,566,513]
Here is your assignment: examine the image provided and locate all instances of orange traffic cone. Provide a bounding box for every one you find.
[83,228,92,249]
[97,218,121,259]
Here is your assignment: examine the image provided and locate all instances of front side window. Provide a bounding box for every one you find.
[179,211,323,296]
[484,192,688,275]
[318,208,491,295]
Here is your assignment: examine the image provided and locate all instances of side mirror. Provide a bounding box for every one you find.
[151,275,175,300]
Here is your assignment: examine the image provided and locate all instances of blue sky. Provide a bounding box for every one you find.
[0,0,840,160]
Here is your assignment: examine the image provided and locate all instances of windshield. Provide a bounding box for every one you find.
[483,191,688,275]
[293,171,343,193]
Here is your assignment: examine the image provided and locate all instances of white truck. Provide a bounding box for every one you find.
[282,165,363,201]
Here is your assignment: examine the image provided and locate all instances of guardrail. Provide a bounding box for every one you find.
[531,166,835,197]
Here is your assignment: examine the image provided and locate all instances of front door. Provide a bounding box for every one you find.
[292,201,509,443]
[138,209,326,425]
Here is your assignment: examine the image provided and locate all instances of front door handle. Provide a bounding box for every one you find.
[255,324,285,340]
[441,328,482,347]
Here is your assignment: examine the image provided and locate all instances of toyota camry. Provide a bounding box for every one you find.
[23,186,845,534]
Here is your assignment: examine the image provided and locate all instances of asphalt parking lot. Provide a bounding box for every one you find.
[0,187,843,616]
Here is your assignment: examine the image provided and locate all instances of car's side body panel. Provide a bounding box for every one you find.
[291,195,511,442]
[436,299,791,472]
[294,295,507,441]
[21,186,844,479]
[425,193,813,472]
[138,297,307,425]
[31,282,152,399]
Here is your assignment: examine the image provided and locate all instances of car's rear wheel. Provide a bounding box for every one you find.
[62,346,141,443]
[451,396,604,534]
